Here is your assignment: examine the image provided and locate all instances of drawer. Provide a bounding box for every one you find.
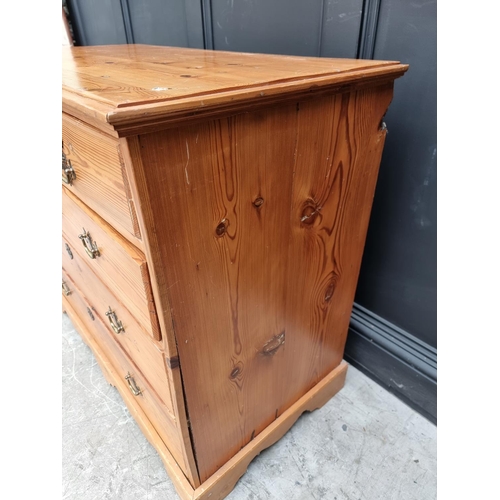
[62,238,176,417]
[62,187,161,341]
[62,271,188,474]
[62,113,141,245]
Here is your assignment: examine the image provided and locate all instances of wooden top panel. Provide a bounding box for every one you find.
[63,45,408,130]
[64,45,401,108]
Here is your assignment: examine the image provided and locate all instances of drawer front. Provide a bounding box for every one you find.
[62,113,141,244]
[62,271,188,473]
[62,188,161,341]
[63,237,175,417]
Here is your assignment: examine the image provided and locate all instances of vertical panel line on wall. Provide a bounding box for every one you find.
[317,0,326,57]
[357,0,381,59]
[119,0,135,44]
[201,0,214,49]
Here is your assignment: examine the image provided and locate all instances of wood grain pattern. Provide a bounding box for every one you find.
[63,291,347,500]
[118,137,179,358]
[135,84,394,481]
[119,135,202,487]
[62,187,160,341]
[62,293,197,498]
[63,45,403,108]
[279,84,394,411]
[194,361,348,500]
[62,237,175,416]
[62,45,407,135]
[106,68,407,137]
[62,88,118,136]
[117,144,142,239]
[62,271,195,484]
[135,106,297,481]
[62,113,142,245]
[62,44,408,497]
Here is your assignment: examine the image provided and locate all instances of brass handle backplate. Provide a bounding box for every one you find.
[62,280,71,296]
[125,373,142,396]
[78,228,100,259]
[106,307,124,334]
[62,151,76,185]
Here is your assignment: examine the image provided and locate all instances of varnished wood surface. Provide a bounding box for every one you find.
[62,296,197,498]
[62,114,142,244]
[62,45,407,133]
[135,84,394,481]
[119,136,201,487]
[62,272,197,485]
[62,88,119,136]
[62,238,176,417]
[64,290,347,500]
[62,44,407,496]
[118,136,180,359]
[63,45,404,108]
[62,188,161,341]
[194,362,347,500]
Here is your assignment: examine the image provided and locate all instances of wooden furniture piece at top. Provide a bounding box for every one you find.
[62,44,408,499]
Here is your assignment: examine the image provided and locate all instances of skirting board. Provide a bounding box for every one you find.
[345,302,436,423]
[63,297,348,500]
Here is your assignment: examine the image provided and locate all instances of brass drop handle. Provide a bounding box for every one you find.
[78,228,100,259]
[106,306,124,334]
[62,151,76,185]
[62,280,71,296]
[125,373,142,396]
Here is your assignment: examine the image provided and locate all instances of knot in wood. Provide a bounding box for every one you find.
[215,221,227,236]
[261,331,286,356]
[324,282,335,302]
[253,197,264,208]
[300,203,320,226]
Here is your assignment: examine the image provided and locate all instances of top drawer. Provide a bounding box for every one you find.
[62,114,141,245]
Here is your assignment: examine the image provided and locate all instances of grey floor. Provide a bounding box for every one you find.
[62,313,436,500]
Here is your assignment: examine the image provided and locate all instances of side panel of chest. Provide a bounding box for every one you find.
[130,83,394,481]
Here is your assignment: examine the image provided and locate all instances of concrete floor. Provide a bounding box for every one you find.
[62,313,437,500]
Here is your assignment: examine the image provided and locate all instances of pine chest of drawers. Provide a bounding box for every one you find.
[62,44,407,499]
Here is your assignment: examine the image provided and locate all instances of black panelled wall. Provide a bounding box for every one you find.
[347,0,437,423]
[65,0,437,423]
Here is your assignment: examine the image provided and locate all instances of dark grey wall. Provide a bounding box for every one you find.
[65,0,437,423]
[358,0,437,347]
[207,0,362,57]
[67,0,127,45]
[345,0,437,423]
[67,0,205,47]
